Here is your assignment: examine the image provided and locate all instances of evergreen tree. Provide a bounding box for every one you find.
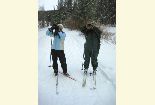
[38,0,116,28]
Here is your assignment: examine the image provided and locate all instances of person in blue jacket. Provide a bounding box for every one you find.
[46,24,69,76]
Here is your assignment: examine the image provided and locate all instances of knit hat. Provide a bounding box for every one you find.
[57,24,64,30]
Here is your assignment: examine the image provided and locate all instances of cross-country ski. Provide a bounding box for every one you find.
[58,71,77,81]
[82,71,87,87]
[90,71,97,90]
[55,74,59,95]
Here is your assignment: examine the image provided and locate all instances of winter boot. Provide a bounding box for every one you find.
[54,69,58,76]
[55,72,58,76]
[84,69,88,74]
[93,69,97,75]
[63,72,70,76]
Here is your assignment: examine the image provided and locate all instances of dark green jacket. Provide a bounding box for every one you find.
[81,26,102,52]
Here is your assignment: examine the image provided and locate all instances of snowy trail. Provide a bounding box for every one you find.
[38,28,116,105]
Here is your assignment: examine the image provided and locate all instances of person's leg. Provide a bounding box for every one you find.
[84,48,91,70]
[91,50,99,71]
[51,49,58,73]
[58,50,67,74]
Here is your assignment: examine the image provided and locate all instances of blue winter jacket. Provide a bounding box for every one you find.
[46,29,66,50]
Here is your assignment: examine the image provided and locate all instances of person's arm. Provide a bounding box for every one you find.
[46,28,54,37]
[80,26,87,35]
[94,27,102,38]
[95,27,102,34]
[59,32,66,40]
[94,27,102,50]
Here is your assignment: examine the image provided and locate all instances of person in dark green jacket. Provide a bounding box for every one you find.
[81,22,102,74]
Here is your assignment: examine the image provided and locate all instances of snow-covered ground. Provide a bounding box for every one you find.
[38,27,116,105]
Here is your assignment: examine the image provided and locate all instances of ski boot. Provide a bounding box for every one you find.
[54,69,58,76]
[84,69,88,74]
[63,72,70,76]
[55,72,58,76]
[93,69,97,75]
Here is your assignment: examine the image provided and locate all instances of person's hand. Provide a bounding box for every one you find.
[48,28,52,32]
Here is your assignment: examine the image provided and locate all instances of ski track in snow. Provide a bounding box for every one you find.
[38,27,116,105]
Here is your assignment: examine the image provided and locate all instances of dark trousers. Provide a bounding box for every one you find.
[51,49,67,74]
[84,49,99,70]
